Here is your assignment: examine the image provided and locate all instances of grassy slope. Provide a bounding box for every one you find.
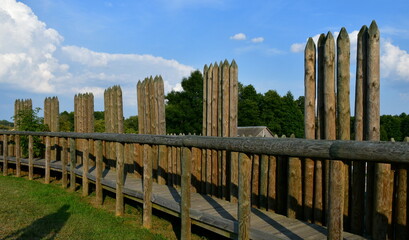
[0,175,174,240]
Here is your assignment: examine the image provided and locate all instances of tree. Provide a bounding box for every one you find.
[166,70,203,134]
[14,108,48,157]
[124,116,138,133]
[238,84,263,127]
[59,111,74,132]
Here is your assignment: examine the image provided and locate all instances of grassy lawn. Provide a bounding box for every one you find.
[0,174,210,240]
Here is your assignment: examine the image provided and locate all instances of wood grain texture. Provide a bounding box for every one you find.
[238,152,251,240]
[95,140,103,205]
[116,142,125,216]
[143,144,153,229]
[181,147,192,240]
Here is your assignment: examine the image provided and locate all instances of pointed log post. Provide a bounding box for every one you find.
[95,140,103,205]
[70,138,76,191]
[368,21,393,240]
[82,139,89,196]
[3,135,8,176]
[45,136,51,184]
[206,65,213,194]
[61,138,68,189]
[230,61,239,203]
[324,31,345,239]
[238,152,251,240]
[211,63,219,196]
[314,33,326,225]
[15,135,21,177]
[28,135,34,180]
[116,141,125,216]
[181,147,192,240]
[337,28,350,231]
[352,25,368,235]
[304,37,316,222]
[143,144,153,229]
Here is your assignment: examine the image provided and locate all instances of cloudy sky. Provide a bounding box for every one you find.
[1,0,408,121]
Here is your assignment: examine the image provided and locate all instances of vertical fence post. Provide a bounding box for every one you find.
[351,25,368,235]
[337,27,351,231]
[2,135,8,176]
[238,152,251,240]
[95,140,103,205]
[304,37,316,222]
[70,138,76,191]
[395,137,408,239]
[28,135,33,180]
[181,147,192,240]
[82,138,89,196]
[45,136,51,184]
[116,141,125,216]
[143,144,153,229]
[15,135,21,177]
[61,137,68,188]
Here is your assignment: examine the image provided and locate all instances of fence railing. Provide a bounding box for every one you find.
[1,130,409,239]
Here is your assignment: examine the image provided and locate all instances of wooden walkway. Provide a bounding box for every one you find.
[0,156,365,240]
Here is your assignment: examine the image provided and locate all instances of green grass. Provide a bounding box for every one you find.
[0,175,167,240]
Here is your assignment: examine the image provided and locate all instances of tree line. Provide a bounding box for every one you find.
[2,71,407,140]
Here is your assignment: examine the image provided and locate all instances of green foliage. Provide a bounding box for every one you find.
[94,111,104,120]
[59,111,74,132]
[0,120,13,130]
[166,70,203,134]
[238,85,304,137]
[124,115,138,133]
[14,108,48,157]
[94,119,105,133]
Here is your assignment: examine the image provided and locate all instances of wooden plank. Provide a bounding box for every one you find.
[143,144,153,229]
[211,64,219,196]
[61,138,68,188]
[181,147,192,240]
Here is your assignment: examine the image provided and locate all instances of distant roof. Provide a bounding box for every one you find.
[237,126,274,137]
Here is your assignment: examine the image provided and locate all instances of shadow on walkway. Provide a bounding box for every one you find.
[3,204,71,240]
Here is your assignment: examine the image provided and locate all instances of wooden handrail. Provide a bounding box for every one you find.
[1,130,408,163]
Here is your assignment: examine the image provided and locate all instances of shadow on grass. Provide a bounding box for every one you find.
[3,204,71,240]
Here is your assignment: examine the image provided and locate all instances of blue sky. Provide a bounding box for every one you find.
[1,0,409,121]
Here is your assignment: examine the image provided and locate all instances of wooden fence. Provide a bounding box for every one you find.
[1,131,408,239]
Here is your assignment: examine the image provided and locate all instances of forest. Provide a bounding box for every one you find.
[2,70,408,141]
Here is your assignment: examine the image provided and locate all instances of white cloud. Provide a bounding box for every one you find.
[230,33,246,41]
[0,0,195,117]
[251,37,264,43]
[290,43,304,53]
[381,39,409,81]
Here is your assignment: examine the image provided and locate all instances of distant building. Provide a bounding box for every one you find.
[237,126,274,137]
